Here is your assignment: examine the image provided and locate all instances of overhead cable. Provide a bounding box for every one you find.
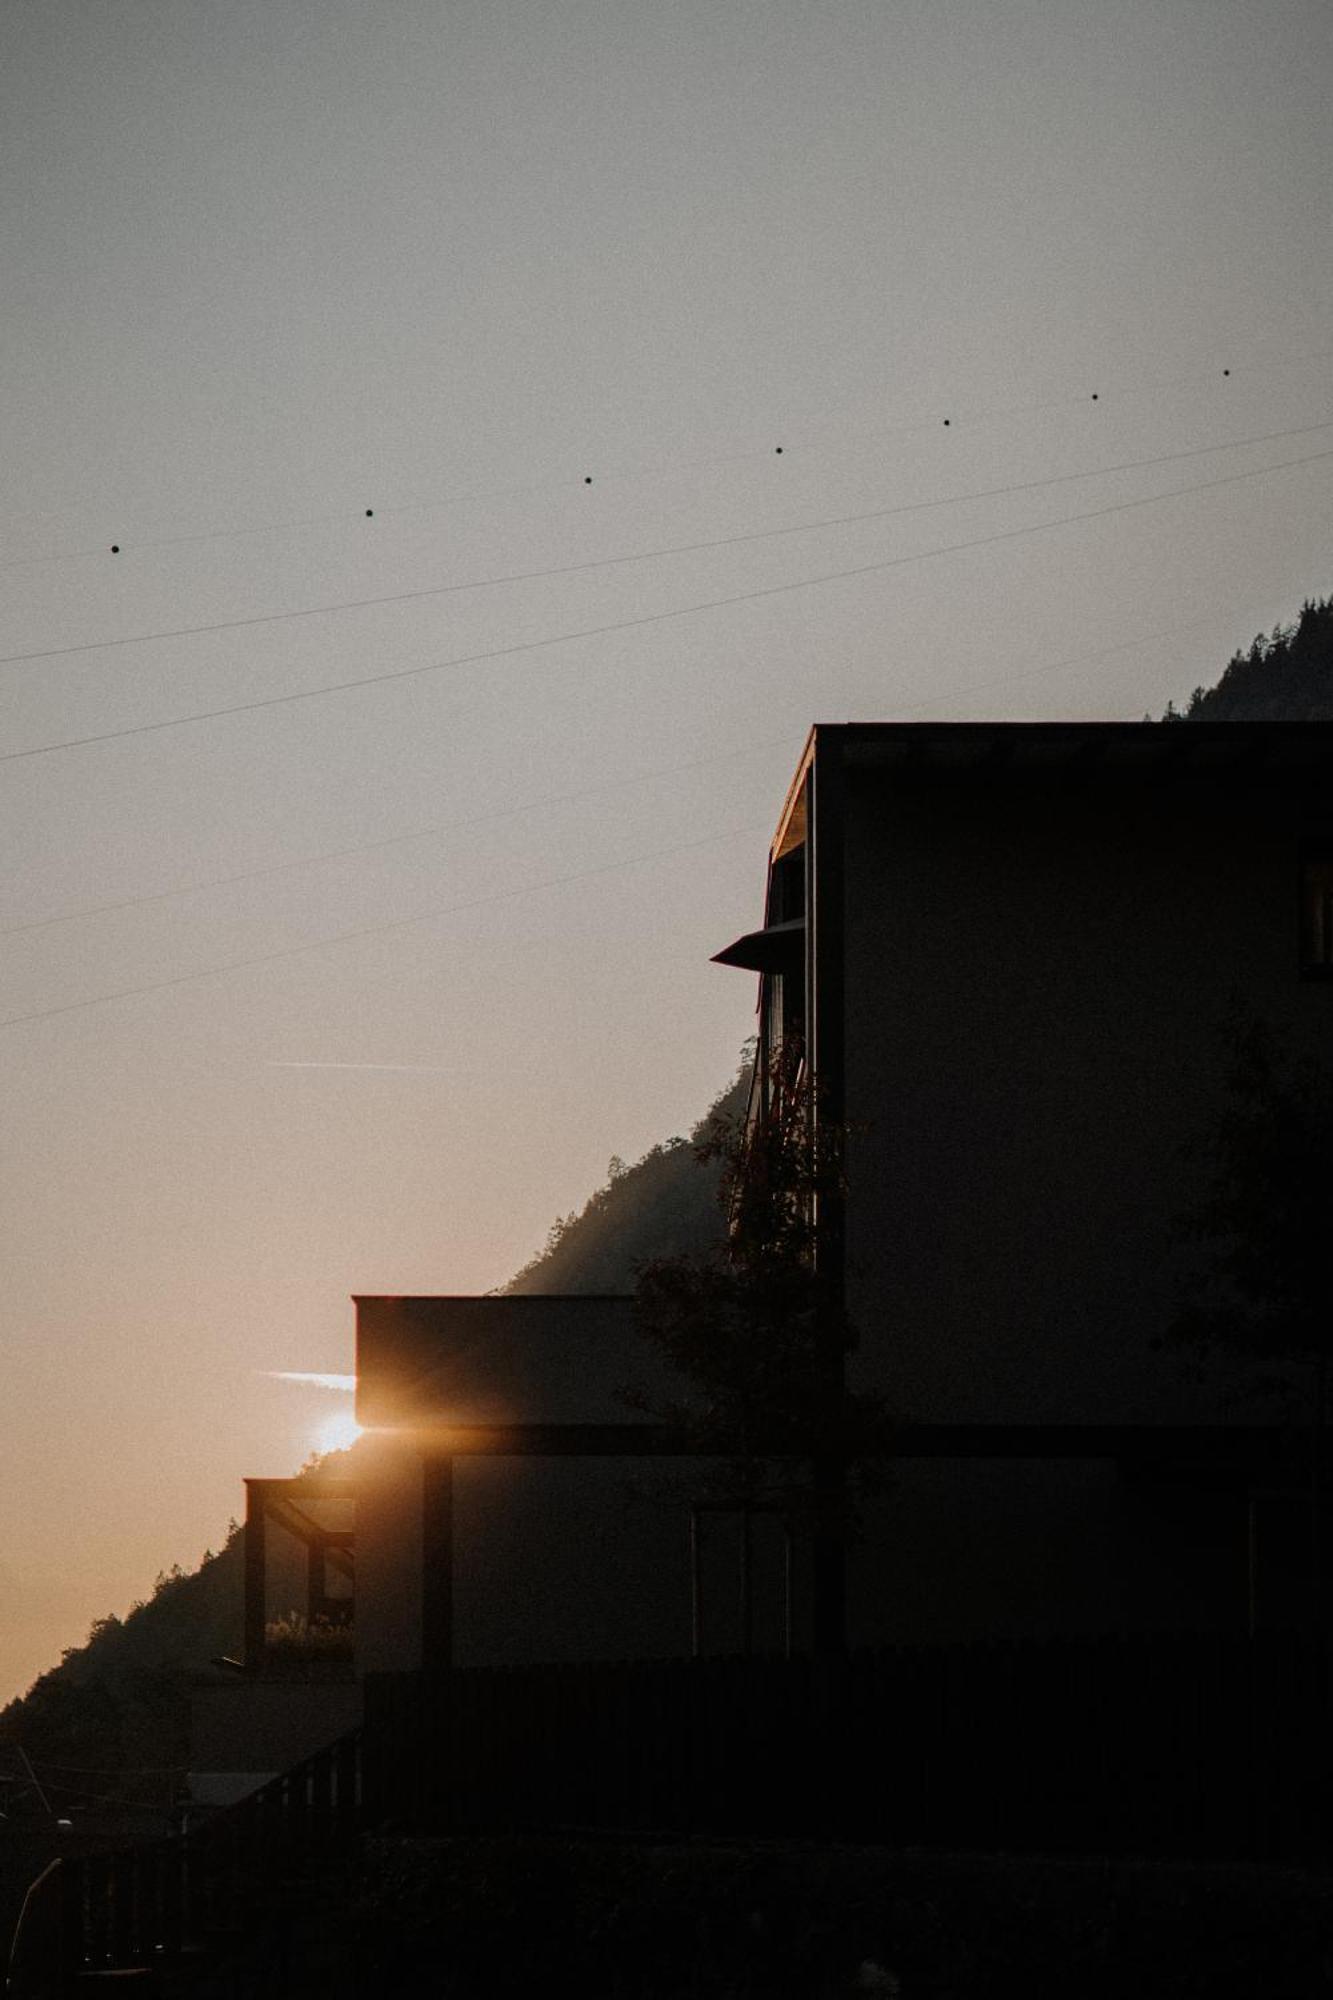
[0,738,793,937]
[0,820,769,1032]
[1,414,1329,676]
[0,608,1243,940]
[3,438,1330,772]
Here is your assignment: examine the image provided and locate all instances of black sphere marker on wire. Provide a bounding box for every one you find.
[1091,392,1099,401]
[775,445,783,454]
[110,545,120,554]
[1223,368,1231,377]
[365,509,374,518]
[584,476,592,485]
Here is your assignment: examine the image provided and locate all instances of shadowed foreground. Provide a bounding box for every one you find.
[354,1834,1333,1999]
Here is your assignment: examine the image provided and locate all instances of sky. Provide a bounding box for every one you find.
[1,0,1331,1702]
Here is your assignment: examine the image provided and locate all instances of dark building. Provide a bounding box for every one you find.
[253,722,1333,1683]
[34,721,1333,1992]
[715,721,1333,1642]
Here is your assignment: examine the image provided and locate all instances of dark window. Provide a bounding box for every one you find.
[768,843,806,925]
[1300,845,1333,978]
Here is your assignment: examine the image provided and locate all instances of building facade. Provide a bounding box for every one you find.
[714,721,1333,1641]
[235,721,1333,1703]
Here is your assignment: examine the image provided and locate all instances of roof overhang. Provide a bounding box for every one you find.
[711,916,805,972]
[353,1294,679,1430]
[771,732,814,862]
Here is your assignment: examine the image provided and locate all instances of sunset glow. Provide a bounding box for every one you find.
[314,1409,363,1456]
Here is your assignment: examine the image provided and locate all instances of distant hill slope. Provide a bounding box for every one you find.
[504,1053,750,1294]
[0,1446,361,1778]
[0,1061,750,1772]
[0,1531,244,1778]
[1169,596,1333,721]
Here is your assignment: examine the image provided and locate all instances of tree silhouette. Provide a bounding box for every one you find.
[1168,1015,1333,1620]
[631,1043,891,1651]
[1170,596,1333,722]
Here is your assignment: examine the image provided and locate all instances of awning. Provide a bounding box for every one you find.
[711,917,805,972]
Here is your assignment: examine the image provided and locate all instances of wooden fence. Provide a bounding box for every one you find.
[363,1631,1333,1861]
[11,1632,1333,1992]
[6,1731,360,1996]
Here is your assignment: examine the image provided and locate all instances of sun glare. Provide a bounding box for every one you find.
[314,1409,363,1456]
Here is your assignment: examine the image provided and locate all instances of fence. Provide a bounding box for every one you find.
[6,1731,360,1996]
[363,1630,1333,1861]
[11,1632,1333,1992]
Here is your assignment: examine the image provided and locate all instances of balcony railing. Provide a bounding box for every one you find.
[7,1731,360,1995]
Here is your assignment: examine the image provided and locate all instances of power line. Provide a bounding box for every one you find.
[0,819,769,1032]
[2,413,1329,675]
[3,437,1330,772]
[0,608,1243,940]
[0,608,1265,1016]
[0,737,792,937]
[15,1746,54,1819]
[4,340,1330,573]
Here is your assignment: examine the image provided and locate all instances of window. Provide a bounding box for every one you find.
[1300,845,1333,977]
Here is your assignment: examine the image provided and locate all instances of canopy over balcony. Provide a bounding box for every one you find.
[711,917,805,973]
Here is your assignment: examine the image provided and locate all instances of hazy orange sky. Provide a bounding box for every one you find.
[2,0,1331,1702]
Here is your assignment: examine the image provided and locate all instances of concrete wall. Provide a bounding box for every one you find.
[355,1295,678,1427]
[451,1457,697,1664]
[840,761,1333,1427]
[353,1299,776,1668]
[847,1457,1257,1647]
[356,1433,427,1673]
[355,1443,770,1669]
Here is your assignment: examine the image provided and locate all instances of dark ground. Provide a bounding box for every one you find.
[352,1833,1333,1999]
[8,1825,1333,1996]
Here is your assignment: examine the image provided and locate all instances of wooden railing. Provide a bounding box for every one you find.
[363,1631,1333,1862]
[7,1730,359,1996]
[13,1631,1333,1991]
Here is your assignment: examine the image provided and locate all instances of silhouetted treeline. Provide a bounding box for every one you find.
[503,1052,750,1293]
[0,1452,356,1776]
[0,1534,245,1776]
[0,1063,751,1773]
[1166,596,1333,721]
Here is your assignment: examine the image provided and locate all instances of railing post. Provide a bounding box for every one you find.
[62,1856,87,1984]
[84,1852,111,1970]
[336,1728,360,1835]
[311,1740,333,1851]
[690,1509,702,1659]
[739,1504,753,1657]
[287,1757,311,1868]
[160,1837,183,1963]
[110,1848,138,1967]
[244,1479,268,1668]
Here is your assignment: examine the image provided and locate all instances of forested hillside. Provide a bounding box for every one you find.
[0,1535,244,1777]
[0,1456,366,1777]
[504,1054,749,1294]
[0,1060,750,1771]
[1169,596,1333,720]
